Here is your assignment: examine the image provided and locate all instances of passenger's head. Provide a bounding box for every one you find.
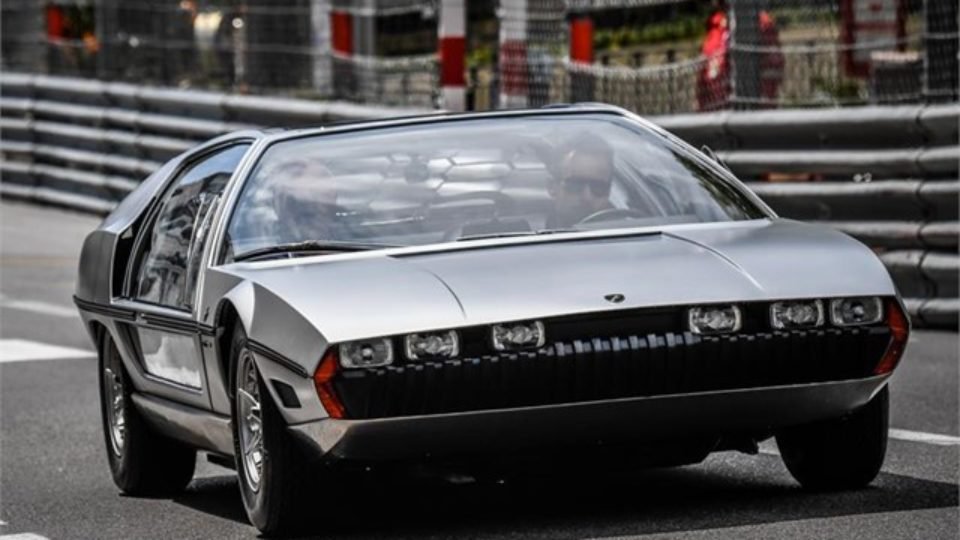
[547,133,615,226]
[271,159,339,239]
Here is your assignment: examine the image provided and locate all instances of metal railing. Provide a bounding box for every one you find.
[1,72,956,327]
[655,104,959,328]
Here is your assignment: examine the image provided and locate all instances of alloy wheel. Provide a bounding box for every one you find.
[237,349,264,492]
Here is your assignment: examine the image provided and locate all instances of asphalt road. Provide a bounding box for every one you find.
[0,200,957,539]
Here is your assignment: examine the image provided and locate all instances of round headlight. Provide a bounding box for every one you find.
[339,338,393,368]
[830,297,883,326]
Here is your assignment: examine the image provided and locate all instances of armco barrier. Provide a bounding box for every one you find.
[1,73,957,328]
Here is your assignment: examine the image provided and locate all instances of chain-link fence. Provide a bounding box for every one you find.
[1,0,438,107]
[1,0,956,113]
[567,0,957,113]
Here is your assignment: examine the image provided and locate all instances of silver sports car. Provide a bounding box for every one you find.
[75,106,909,534]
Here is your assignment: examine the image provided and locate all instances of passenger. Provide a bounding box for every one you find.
[545,134,616,228]
[270,159,343,242]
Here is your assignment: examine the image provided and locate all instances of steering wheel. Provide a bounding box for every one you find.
[577,207,650,225]
[428,191,520,241]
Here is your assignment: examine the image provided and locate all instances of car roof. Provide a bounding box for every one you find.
[252,103,639,145]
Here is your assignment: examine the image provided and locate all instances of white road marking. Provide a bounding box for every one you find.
[754,428,960,457]
[0,296,77,318]
[889,428,960,446]
[0,534,51,540]
[0,339,93,363]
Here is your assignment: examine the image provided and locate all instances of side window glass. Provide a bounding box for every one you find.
[135,144,250,311]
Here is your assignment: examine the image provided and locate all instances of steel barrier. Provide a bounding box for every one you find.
[1,73,957,328]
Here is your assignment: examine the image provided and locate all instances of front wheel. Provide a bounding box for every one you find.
[230,326,312,535]
[98,331,196,495]
[776,386,888,491]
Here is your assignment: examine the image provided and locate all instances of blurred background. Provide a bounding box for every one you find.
[2,0,957,110]
[0,0,958,328]
[0,5,957,538]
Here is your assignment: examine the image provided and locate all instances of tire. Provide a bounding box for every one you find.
[776,386,889,491]
[98,331,196,495]
[229,325,311,535]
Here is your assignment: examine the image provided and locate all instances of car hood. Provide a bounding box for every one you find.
[227,219,895,344]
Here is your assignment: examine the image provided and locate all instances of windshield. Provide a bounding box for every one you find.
[224,114,765,261]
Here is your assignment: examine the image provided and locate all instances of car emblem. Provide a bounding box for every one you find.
[604,293,625,304]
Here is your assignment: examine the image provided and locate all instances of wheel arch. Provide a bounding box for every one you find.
[88,319,108,348]
[211,280,331,424]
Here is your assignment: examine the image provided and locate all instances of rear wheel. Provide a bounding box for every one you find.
[98,331,196,495]
[230,325,311,535]
[776,386,888,490]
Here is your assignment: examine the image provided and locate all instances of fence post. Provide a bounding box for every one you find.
[499,0,528,108]
[352,0,376,103]
[310,0,332,96]
[330,3,353,99]
[730,0,761,109]
[439,0,466,111]
[924,0,959,103]
[569,13,594,103]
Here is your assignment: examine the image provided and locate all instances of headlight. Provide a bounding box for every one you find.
[688,305,741,335]
[405,330,459,360]
[830,297,883,326]
[770,299,824,329]
[492,320,545,351]
[339,338,393,368]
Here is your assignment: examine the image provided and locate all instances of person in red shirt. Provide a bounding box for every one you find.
[757,9,785,108]
[697,0,731,111]
[697,0,784,111]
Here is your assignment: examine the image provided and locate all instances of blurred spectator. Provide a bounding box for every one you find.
[697,0,730,111]
[45,3,97,76]
[167,0,199,86]
[214,6,247,89]
[697,0,784,111]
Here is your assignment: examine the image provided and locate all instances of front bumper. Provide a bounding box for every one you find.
[290,375,889,461]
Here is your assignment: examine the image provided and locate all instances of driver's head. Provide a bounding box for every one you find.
[271,158,339,240]
[548,133,615,226]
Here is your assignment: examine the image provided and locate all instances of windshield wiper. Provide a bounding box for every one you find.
[234,240,395,262]
[456,228,578,242]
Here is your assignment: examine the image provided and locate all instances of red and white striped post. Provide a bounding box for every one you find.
[330,7,352,57]
[439,0,466,111]
[329,6,353,98]
[568,13,594,102]
[569,15,593,65]
[499,0,528,108]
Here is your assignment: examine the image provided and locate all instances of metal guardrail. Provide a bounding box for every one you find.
[1,73,957,328]
[666,104,959,329]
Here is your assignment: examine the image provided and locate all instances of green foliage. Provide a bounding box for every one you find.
[467,45,495,68]
[810,76,865,104]
[594,15,706,51]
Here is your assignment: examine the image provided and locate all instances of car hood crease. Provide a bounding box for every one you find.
[225,220,895,344]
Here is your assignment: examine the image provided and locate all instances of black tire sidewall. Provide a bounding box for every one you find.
[99,331,132,487]
[98,330,195,495]
[778,385,889,490]
[230,325,296,532]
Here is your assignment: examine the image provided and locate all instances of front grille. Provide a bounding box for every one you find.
[334,327,891,420]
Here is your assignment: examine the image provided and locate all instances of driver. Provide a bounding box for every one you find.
[269,158,343,242]
[545,133,616,228]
